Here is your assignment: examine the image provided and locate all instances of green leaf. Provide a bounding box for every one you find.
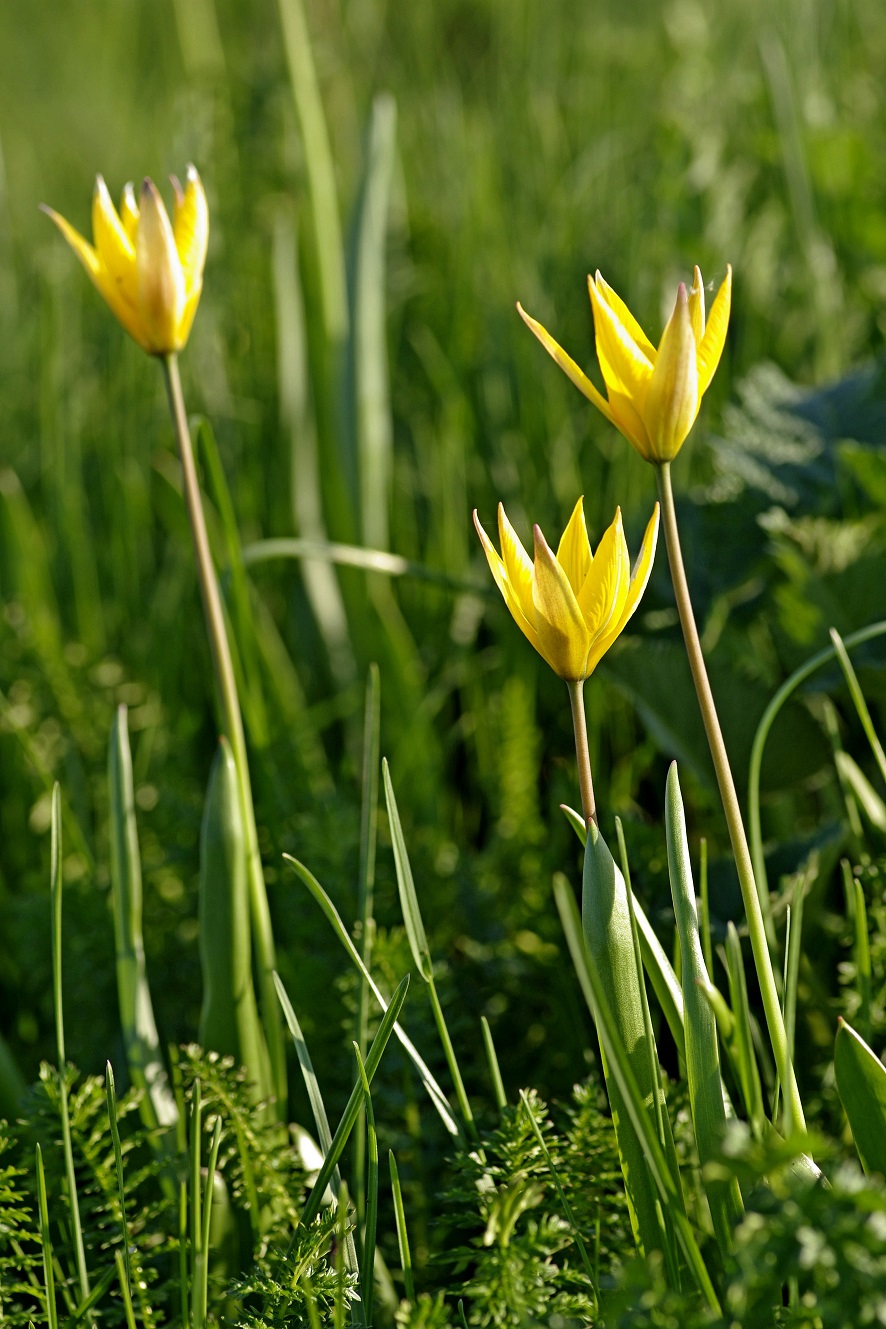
[285,854,460,1136]
[553,875,721,1314]
[561,805,686,1062]
[300,975,410,1228]
[382,758,432,981]
[198,738,272,1106]
[581,821,685,1259]
[835,1019,886,1175]
[665,763,743,1256]
[835,750,886,833]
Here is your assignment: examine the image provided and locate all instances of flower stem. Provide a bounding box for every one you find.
[656,460,805,1135]
[162,354,286,1116]
[567,679,597,827]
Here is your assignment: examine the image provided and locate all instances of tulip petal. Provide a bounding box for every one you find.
[688,265,705,343]
[498,504,536,623]
[137,178,186,353]
[605,387,653,460]
[696,265,732,397]
[584,504,659,676]
[92,176,138,307]
[588,277,653,412]
[120,183,140,243]
[473,510,542,656]
[593,272,657,363]
[174,164,209,298]
[556,497,593,596]
[517,303,617,426]
[578,507,630,639]
[41,204,145,345]
[645,284,699,461]
[532,525,590,681]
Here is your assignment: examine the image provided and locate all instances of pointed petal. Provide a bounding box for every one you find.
[41,204,102,279]
[697,264,732,397]
[588,276,653,412]
[473,510,542,656]
[120,183,140,243]
[532,525,591,681]
[173,164,209,298]
[593,272,657,363]
[688,265,705,343]
[41,203,146,346]
[577,507,630,639]
[498,503,536,623]
[584,504,659,675]
[136,178,186,353]
[517,303,617,426]
[92,176,138,308]
[556,497,592,596]
[645,284,699,461]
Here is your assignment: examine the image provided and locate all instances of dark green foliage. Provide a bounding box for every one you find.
[431,1083,628,1323]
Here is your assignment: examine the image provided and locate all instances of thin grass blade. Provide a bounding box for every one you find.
[353,1045,379,1326]
[285,854,459,1135]
[108,706,178,1131]
[665,764,743,1256]
[389,1151,415,1303]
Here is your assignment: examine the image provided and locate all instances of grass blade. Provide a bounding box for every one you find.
[830,626,886,787]
[105,1063,132,1301]
[747,620,886,918]
[108,705,178,1132]
[389,1152,415,1303]
[353,1045,379,1326]
[665,764,743,1256]
[383,759,476,1135]
[835,1018,886,1175]
[724,924,767,1137]
[355,665,381,1224]
[50,784,91,1315]
[285,854,459,1136]
[36,1144,58,1329]
[198,737,271,1105]
[481,1016,507,1111]
[300,975,410,1229]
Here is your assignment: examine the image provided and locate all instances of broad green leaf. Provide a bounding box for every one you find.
[562,804,686,1061]
[554,875,720,1314]
[665,763,743,1256]
[835,1019,886,1176]
[581,821,685,1259]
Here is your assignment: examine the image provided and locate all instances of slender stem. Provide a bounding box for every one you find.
[655,461,805,1135]
[161,355,286,1115]
[567,679,597,826]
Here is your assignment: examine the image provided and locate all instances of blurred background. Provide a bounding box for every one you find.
[1,0,886,1128]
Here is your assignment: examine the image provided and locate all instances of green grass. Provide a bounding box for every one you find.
[5,1,886,1321]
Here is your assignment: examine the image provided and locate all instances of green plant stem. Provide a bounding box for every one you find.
[567,679,597,826]
[161,354,285,1116]
[655,460,805,1135]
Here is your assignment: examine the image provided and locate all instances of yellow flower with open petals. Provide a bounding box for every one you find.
[518,266,731,463]
[474,499,659,681]
[42,166,208,356]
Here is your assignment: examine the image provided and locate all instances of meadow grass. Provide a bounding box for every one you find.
[3,1,886,1323]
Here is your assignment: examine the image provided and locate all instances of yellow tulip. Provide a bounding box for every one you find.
[42,166,208,356]
[518,265,732,463]
[474,498,659,681]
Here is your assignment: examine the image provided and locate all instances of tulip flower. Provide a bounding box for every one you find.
[42,166,208,356]
[518,265,731,463]
[474,498,659,683]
